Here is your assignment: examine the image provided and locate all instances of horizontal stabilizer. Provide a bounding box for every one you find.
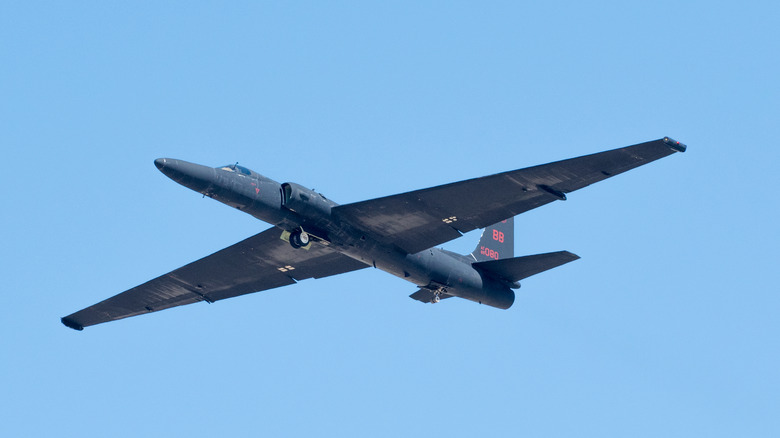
[473,251,580,283]
[409,289,453,304]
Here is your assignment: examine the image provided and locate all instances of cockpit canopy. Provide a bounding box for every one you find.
[218,164,253,176]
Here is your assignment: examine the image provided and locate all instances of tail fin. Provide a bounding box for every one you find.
[471,217,514,261]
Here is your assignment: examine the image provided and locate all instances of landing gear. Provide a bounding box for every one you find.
[289,228,310,248]
[431,291,441,304]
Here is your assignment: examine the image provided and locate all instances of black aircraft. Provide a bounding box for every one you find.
[61,137,686,330]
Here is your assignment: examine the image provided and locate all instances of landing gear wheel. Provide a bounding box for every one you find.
[289,229,310,249]
[431,293,441,304]
[298,230,310,246]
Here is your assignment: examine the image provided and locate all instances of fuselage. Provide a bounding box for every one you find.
[154,158,514,308]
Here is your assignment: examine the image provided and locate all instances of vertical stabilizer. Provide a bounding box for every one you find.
[470,217,514,261]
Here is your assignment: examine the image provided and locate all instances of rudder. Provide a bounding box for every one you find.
[471,217,514,261]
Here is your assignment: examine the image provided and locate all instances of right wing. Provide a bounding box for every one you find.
[333,137,686,254]
[61,228,368,330]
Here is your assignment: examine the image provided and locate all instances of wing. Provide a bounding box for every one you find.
[61,228,368,330]
[333,137,686,254]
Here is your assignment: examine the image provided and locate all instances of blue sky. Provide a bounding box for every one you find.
[2,1,778,436]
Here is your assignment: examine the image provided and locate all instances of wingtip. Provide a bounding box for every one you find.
[663,137,687,153]
[61,317,84,331]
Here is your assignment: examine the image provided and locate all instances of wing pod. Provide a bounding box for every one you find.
[663,137,687,152]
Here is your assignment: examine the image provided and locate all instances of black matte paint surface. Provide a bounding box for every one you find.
[62,138,684,329]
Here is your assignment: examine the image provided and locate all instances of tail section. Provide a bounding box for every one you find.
[470,217,579,288]
[471,217,514,262]
[473,251,580,285]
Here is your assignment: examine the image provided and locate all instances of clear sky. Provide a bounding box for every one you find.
[2,1,778,437]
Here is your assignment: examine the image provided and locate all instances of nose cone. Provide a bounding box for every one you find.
[154,158,217,194]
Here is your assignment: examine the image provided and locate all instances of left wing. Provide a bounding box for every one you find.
[61,228,368,330]
[333,137,685,254]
